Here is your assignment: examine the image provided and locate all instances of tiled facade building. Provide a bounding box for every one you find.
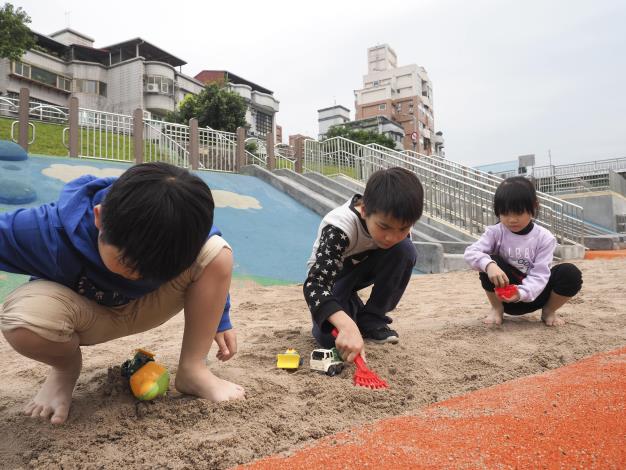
[0,28,279,138]
[0,28,204,118]
[354,44,443,155]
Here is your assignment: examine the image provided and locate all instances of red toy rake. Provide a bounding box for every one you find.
[332,329,389,390]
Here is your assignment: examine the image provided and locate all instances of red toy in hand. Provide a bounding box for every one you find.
[495,284,518,300]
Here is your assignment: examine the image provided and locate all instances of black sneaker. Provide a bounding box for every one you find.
[362,326,399,344]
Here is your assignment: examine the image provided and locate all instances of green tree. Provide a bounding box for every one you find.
[166,82,247,132]
[325,125,398,150]
[0,3,35,61]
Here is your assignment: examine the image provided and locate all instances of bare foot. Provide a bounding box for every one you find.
[483,307,504,325]
[24,352,81,425]
[542,309,565,326]
[175,366,245,402]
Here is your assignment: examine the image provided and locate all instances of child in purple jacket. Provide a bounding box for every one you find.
[464,177,582,326]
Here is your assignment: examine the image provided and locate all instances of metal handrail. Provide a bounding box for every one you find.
[306,137,584,243]
[532,157,626,178]
[274,144,295,170]
[62,127,69,150]
[10,121,35,144]
[392,146,584,243]
[144,120,189,168]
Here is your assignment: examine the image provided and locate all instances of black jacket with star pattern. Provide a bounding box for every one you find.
[303,195,378,332]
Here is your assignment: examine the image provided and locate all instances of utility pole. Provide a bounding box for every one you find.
[548,149,554,193]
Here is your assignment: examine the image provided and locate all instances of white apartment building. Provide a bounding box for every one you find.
[0,28,279,136]
[317,104,350,139]
[354,44,439,154]
[0,28,205,119]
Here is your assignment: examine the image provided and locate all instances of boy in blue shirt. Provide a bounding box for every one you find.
[0,162,244,425]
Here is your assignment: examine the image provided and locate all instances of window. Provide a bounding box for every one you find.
[13,62,30,77]
[75,79,107,96]
[145,75,174,96]
[57,76,72,92]
[373,80,379,86]
[378,103,386,111]
[12,61,71,93]
[255,110,273,137]
[396,103,402,112]
[30,67,58,88]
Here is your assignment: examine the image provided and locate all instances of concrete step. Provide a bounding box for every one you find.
[243,165,469,273]
[275,169,347,206]
[283,170,441,244]
[241,165,335,217]
[322,173,475,243]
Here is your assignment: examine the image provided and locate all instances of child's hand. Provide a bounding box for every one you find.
[214,329,238,361]
[334,324,364,363]
[486,262,509,288]
[328,311,365,363]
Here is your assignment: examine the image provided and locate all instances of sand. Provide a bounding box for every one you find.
[0,258,625,469]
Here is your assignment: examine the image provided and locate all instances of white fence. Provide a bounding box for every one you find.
[76,109,134,162]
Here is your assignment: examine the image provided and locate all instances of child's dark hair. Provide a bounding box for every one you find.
[493,176,539,217]
[362,167,424,224]
[100,162,214,281]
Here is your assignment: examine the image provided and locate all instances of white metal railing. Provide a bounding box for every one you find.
[532,157,626,178]
[306,137,584,243]
[533,173,611,195]
[77,108,134,162]
[306,137,500,236]
[395,147,586,243]
[275,144,295,170]
[29,103,68,124]
[144,118,189,168]
[243,136,267,167]
[0,96,19,117]
[0,96,69,124]
[199,127,237,172]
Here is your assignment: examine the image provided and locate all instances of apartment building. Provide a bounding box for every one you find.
[0,28,205,118]
[317,104,350,139]
[195,70,280,139]
[354,44,439,154]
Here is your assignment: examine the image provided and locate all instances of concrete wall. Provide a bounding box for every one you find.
[106,59,144,114]
[71,61,109,110]
[560,191,626,232]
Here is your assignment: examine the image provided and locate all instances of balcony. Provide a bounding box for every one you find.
[251,90,279,112]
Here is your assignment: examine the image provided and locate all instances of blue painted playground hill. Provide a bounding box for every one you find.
[0,155,323,302]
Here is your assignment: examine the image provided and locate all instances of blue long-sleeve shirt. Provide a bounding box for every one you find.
[0,175,231,331]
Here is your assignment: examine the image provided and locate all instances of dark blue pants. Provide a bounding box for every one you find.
[312,237,417,348]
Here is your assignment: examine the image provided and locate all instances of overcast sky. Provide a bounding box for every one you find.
[14,0,626,167]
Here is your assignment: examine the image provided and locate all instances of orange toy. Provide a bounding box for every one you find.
[121,349,170,401]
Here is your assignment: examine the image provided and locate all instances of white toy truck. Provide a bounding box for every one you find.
[309,347,344,376]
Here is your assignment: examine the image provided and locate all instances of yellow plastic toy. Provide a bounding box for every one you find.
[121,349,170,401]
[276,348,303,370]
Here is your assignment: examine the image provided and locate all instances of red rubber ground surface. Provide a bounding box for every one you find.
[241,347,626,469]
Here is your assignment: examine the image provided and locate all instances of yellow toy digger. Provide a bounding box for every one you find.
[276,348,303,370]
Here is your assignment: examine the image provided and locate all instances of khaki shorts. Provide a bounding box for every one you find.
[0,236,230,345]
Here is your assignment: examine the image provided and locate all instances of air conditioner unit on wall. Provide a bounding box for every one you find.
[146,84,159,93]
